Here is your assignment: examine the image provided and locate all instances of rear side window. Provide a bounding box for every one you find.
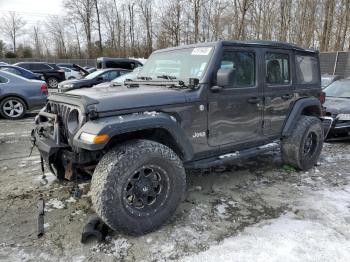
[295,55,319,84]
[220,51,256,88]
[265,53,290,85]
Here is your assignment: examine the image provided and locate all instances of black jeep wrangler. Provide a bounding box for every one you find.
[33,40,326,235]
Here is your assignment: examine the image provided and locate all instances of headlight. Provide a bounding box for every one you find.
[337,114,350,121]
[64,84,74,88]
[79,132,109,144]
[67,109,81,135]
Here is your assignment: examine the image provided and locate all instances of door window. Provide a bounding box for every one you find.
[265,53,290,85]
[220,51,255,88]
[108,70,120,80]
[31,64,51,70]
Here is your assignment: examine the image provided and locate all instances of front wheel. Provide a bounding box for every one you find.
[281,116,323,170]
[90,139,186,235]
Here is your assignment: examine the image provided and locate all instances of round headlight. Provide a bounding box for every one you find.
[67,109,80,135]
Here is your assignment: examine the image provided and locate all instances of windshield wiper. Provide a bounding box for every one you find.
[137,76,152,80]
[157,75,177,80]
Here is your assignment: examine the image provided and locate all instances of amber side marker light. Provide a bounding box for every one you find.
[80,132,109,144]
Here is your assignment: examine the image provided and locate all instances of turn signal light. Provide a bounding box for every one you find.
[80,132,109,144]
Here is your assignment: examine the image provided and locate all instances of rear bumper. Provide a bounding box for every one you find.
[325,118,350,141]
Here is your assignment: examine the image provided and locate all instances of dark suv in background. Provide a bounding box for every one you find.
[14,62,65,88]
[96,57,143,70]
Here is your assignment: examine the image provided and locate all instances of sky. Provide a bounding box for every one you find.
[0,0,64,24]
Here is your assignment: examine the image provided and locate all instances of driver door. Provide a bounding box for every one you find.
[208,47,264,147]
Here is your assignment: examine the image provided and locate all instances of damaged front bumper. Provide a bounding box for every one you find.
[32,111,100,177]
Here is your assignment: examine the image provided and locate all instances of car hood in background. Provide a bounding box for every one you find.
[58,78,94,91]
[324,97,350,115]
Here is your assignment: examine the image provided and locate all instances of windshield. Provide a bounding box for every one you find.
[324,81,350,98]
[84,70,103,80]
[321,77,333,88]
[139,46,214,81]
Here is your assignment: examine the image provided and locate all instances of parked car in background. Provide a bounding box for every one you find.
[321,74,343,89]
[14,62,65,88]
[0,71,48,120]
[324,79,350,140]
[94,67,142,88]
[0,62,8,65]
[56,63,78,71]
[96,57,143,70]
[59,67,82,80]
[58,68,130,92]
[0,65,44,80]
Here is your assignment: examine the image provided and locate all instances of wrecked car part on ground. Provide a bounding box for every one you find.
[32,40,329,235]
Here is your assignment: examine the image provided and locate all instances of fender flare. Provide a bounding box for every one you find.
[73,112,194,161]
[282,97,322,137]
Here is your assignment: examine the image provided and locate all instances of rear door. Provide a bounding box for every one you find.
[208,47,264,146]
[262,50,295,136]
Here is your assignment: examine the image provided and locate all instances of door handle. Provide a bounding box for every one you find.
[210,85,223,93]
[281,94,292,100]
[247,97,260,104]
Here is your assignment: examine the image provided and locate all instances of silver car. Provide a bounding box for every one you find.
[0,71,48,120]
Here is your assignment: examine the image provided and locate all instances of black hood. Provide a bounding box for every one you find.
[324,97,350,115]
[67,85,188,113]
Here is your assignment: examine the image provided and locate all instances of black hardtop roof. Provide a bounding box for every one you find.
[154,40,318,54]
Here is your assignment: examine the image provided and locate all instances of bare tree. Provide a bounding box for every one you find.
[95,0,103,54]
[1,12,26,54]
[64,0,95,57]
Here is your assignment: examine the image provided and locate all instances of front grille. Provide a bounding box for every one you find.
[47,101,73,143]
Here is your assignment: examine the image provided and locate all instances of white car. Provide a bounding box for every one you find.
[59,67,82,80]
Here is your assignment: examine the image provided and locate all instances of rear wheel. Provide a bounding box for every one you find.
[0,97,26,120]
[90,139,186,235]
[281,116,323,170]
[47,77,59,88]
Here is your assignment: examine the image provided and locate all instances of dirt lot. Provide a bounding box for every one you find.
[0,114,350,262]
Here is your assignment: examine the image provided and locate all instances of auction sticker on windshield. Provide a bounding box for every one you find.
[191,47,212,56]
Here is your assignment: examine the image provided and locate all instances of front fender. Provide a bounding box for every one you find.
[73,112,194,160]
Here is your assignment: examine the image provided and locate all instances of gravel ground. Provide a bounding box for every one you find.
[0,115,349,262]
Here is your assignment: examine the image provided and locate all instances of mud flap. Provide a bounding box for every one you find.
[81,215,109,243]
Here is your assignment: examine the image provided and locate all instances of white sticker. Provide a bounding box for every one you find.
[191,47,212,56]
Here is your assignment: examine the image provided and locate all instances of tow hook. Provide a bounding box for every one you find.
[81,215,108,243]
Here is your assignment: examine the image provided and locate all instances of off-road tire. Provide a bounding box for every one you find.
[90,139,186,235]
[0,96,27,120]
[281,115,323,170]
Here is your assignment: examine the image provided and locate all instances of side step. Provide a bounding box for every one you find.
[185,142,280,169]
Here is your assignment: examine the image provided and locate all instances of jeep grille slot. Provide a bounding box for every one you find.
[48,102,73,143]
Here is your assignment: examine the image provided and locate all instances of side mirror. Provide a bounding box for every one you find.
[216,68,235,88]
[96,76,103,82]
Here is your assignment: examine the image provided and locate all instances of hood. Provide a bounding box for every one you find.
[93,81,114,88]
[67,84,188,113]
[58,78,93,91]
[324,97,350,115]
